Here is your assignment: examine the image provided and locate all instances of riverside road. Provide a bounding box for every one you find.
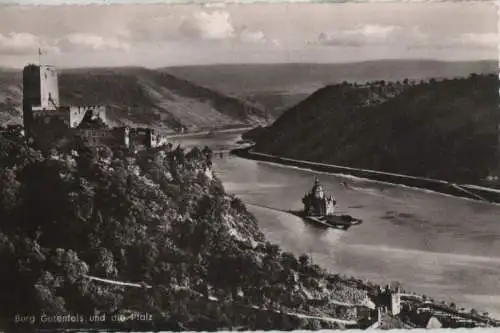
[168,130,500,320]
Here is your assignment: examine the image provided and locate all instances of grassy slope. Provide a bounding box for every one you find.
[0,71,22,125]
[254,74,499,184]
[0,67,271,130]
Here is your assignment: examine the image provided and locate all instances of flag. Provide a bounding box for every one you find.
[38,48,42,56]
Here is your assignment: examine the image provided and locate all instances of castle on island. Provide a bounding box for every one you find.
[302,176,337,216]
[22,63,167,151]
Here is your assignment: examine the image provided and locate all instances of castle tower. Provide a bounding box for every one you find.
[390,287,401,316]
[312,176,325,199]
[23,64,60,136]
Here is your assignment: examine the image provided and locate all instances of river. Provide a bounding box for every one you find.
[169,131,500,319]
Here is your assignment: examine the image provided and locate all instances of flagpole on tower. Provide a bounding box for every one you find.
[38,47,42,66]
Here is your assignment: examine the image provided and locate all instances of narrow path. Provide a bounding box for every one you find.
[83,275,152,289]
[249,305,357,325]
[234,147,500,204]
[84,274,358,326]
[449,183,488,202]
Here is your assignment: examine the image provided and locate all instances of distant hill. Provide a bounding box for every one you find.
[233,91,311,119]
[251,74,499,185]
[163,60,497,94]
[163,60,497,118]
[0,67,272,130]
[0,70,23,125]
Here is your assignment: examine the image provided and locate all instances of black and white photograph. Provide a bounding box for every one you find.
[0,0,498,331]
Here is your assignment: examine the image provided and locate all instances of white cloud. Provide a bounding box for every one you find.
[458,33,498,48]
[178,10,275,46]
[316,24,402,47]
[187,10,235,40]
[315,24,431,48]
[0,31,131,56]
[0,32,58,55]
[408,31,498,51]
[350,24,399,39]
[316,25,497,52]
[203,2,227,8]
[57,33,130,52]
[239,27,266,43]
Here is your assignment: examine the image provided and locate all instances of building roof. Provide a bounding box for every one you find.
[426,316,442,329]
[77,110,108,129]
[312,176,322,192]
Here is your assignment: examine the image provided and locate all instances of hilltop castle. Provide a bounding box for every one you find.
[302,176,336,216]
[22,64,166,150]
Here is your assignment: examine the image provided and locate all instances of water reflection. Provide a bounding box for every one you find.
[173,131,500,318]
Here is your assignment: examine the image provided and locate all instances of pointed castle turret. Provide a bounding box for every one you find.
[302,176,336,216]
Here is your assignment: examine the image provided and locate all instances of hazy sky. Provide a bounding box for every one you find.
[0,1,497,68]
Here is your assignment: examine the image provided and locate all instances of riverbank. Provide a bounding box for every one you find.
[227,145,500,326]
[166,126,256,139]
[231,146,500,204]
[154,131,500,327]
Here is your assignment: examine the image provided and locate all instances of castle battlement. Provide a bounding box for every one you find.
[21,64,165,151]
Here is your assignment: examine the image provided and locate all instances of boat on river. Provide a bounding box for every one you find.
[292,176,362,230]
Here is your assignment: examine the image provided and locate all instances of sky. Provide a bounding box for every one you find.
[0,1,498,68]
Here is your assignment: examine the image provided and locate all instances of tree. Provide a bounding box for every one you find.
[174,145,185,165]
[202,146,213,162]
[298,254,310,270]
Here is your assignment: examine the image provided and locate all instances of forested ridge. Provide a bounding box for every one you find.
[250,74,499,184]
[0,127,374,331]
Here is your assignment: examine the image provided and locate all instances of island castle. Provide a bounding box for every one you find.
[302,176,337,216]
[22,64,166,151]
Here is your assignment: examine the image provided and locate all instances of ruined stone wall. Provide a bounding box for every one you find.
[30,112,73,151]
[76,127,129,148]
[326,199,335,215]
[129,128,155,149]
[32,109,70,126]
[69,106,107,128]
